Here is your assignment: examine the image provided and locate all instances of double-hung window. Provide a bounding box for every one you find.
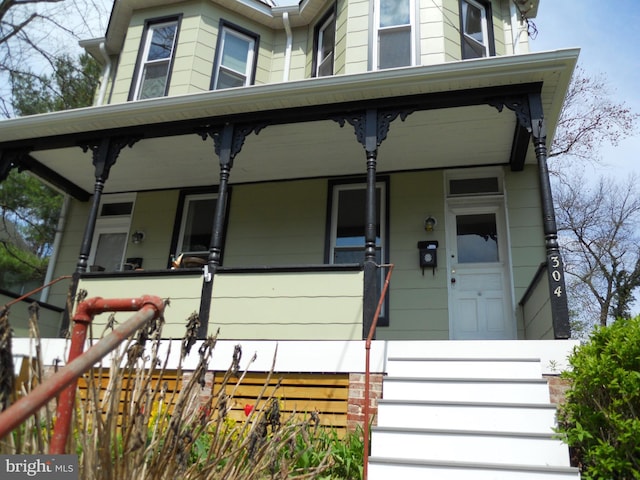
[460,0,495,59]
[133,19,179,100]
[212,23,258,90]
[327,180,389,325]
[175,193,218,258]
[313,9,336,77]
[375,0,414,69]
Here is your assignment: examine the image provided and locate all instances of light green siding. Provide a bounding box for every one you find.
[520,269,554,340]
[1,293,63,337]
[344,0,369,74]
[505,166,545,303]
[77,274,203,339]
[210,270,364,340]
[379,171,449,340]
[224,180,327,266]
[128,190,180,270]
[109,0,277,104]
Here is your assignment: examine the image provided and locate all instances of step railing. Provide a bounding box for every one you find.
[1,275,72,309]
[363,263,394,480]
[0,295,166,453]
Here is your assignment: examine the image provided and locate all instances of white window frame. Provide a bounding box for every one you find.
[133,20,179,100]
[329,182,386,265]
[315,11,336,77]
[373,0,416,70]
[460,0,490,59]
[88,193,136,271]
[213,26,256,90]
[175,193,218,257]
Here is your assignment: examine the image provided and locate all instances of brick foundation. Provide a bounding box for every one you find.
[347,373,383,431]
[544,374,571,405]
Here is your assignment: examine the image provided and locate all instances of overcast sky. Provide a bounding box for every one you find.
[530,0,639,179]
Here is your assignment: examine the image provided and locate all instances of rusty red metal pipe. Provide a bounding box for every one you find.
[363,264,394,480]
[0,295,165,453]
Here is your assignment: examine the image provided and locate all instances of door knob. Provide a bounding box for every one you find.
[451,278,456,284]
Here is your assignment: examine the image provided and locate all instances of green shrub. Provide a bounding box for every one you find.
[556,316,640,479]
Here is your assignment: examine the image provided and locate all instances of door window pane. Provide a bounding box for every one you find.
[94,232,127,271]
[456,213,498,263]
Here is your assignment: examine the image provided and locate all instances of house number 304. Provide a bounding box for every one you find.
[550,255,563,297]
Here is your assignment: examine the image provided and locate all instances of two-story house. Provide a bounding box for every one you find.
[1,0,582,475]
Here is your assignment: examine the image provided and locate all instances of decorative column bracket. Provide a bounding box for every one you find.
[487,95,532,132]
[197,122,267,166]
[0,149,30,182]
[333,108,414,150]
[80,135,141,180]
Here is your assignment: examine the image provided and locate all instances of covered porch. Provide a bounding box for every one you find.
[0,50,578,340]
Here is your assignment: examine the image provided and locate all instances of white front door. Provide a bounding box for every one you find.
[447,201,515,339]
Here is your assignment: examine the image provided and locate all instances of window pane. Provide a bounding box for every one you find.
[181,198,216,253]
[380,0,410,27]
[336,188,381,249]
[138,62,170,99]
[317,16,335,76]
[216,69,246,89]
[94,233,127,271]
[100,202,133,216]
[379,29,411,68]
[449,177,499,196]
[456,213,498,263]
[148,24,177,61]
[221,32,250,74]
[462,2,483,42]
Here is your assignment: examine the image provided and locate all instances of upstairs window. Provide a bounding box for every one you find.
[132,19,179,100]
[212,23,258,90]
[313,9,336,77]
[375,0,414,69]
[460,0,495,59]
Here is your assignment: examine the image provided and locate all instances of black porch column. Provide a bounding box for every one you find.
[76,137,138,273]
[196,123,265,338]
[362,110,380,339]
[334,108,412,339]
[198,124,234,337]
[529,93,571,338]
[58,136,137,335]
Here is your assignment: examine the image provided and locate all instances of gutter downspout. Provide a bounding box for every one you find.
[282,11,293,82]
[40,195,69,303]
[97,41,112,106]
[509,2,526,55]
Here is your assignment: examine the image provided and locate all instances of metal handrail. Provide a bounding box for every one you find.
[1,275,72,309]
[363,263,394,480]
[0,295,166,453]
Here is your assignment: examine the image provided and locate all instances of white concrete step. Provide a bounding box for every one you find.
[368,458,581,480]
[376,399,558,434]
[370,427,572,467]
[386,357,543,379]
[382,376,552,404]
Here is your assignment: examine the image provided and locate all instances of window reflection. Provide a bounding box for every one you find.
[456,213,498,263]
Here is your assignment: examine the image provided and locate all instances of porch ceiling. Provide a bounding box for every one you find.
[0,49,579,198]
[28,105,515,193]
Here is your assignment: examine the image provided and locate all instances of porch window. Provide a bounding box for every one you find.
[212,23,258,90]
[313,9,336,77]
[132,18,179,100]
[459,0,495,59]
[327,180,389,325]
[374,0,415,69]
[175,193,218,257]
